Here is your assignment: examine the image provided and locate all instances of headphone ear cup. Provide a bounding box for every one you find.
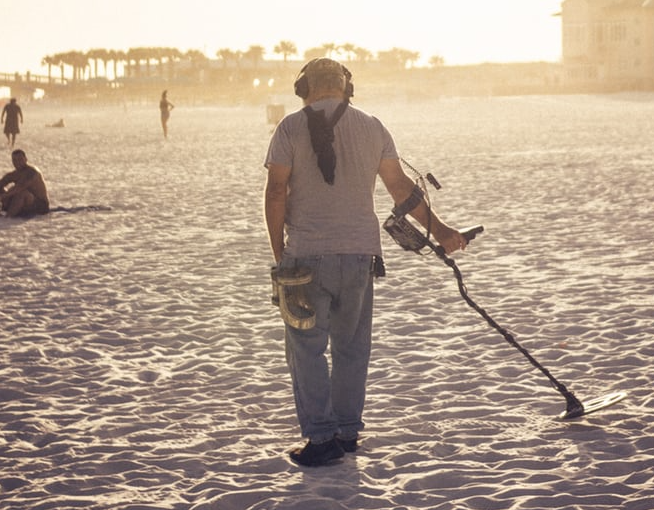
[294,75,309,99]
[342,65,353,99]
[294,61,353,99]
[344,81,354,99]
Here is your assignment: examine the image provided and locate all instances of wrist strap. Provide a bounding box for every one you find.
[392,185,424,218]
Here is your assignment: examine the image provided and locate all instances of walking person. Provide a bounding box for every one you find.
[264,58,468,467]
[2,98,23,148]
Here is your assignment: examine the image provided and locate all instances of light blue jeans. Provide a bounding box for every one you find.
[280,254,374,444]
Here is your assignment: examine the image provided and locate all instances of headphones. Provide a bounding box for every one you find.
[294,59,354,100]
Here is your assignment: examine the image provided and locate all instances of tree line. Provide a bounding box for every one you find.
[41,41,446,83]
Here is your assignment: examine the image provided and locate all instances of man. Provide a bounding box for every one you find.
[1,98,23,148]
[1,149,50,218]
[264,58,468,467]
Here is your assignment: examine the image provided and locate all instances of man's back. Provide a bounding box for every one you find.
[1,165,49,204]
[19,165,49,202]
[3,102,20,120]
[266,98,398,257]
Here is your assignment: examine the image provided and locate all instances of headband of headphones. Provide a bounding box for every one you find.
[294,58,354,100]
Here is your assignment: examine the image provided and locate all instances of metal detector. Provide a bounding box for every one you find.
[384,161,626,419]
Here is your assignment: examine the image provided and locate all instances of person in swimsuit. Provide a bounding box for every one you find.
[0,149,50,218]
[1,98,23,148]
[159,90,174,138]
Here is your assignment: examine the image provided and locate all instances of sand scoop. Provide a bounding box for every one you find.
[384,162,626,419]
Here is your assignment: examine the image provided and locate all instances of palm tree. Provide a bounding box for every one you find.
[429,55,445,68]
[75,51,90,81]
[52,52,67,82]
[377,47,420,69]
[304,46,328,61]
[86,48,109,78]
[339,43,357,62]
[404,50,421,69]
[127,47,154,77]
[185,49,208,79]
[320,43,337,58]
[244,45,265,70]
[216,48,237,69]
[143,47,156,76]
[186,49,208,64]
[59,51,88,82]
[234,50,244,69]
[273,40,297,62]
[164,47,182,80]
[126,48,138,77]
[353,47,373,64]
[41,55,58,83]
[107,49,127,80]
[152,47,165,77]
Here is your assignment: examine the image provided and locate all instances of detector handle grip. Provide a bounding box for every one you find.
[431,224,484,259]
[461,225,484,243]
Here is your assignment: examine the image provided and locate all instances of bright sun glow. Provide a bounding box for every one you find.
[1,0,563,75]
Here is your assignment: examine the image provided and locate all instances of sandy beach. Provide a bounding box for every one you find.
[1,92,653,510]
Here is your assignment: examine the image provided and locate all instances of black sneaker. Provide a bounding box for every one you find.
[289,438,345,467]
[336,436,358,453]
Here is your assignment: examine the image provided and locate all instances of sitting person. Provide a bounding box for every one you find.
[46,118,65,128]
[0,149,50,218]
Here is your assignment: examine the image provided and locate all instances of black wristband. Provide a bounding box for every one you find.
[392,185,424,218]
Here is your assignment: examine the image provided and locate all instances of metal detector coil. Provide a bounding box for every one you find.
[559,391,627,420]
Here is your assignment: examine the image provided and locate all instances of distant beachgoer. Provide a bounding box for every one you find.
[0,149,50,218]
[1,98,23,148]
[159,90,174,138]
[46,118,65,128]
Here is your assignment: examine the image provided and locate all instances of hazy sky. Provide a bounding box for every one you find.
[2,0,563,74]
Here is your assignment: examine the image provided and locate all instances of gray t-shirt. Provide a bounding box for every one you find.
[265,98,399,258]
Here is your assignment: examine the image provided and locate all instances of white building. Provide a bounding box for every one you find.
[561,0,654,90]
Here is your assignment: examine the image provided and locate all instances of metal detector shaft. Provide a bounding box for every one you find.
[428,234,585,418]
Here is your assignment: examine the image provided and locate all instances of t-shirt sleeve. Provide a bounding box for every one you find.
[376,117,399,160]
[264,119,294,169]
